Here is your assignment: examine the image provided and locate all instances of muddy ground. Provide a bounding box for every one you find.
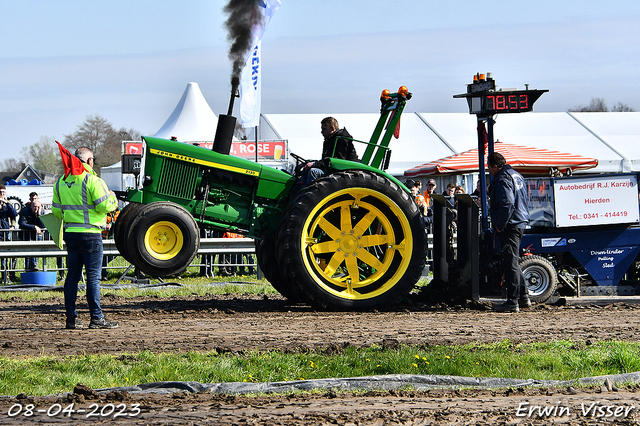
[3,292,640,424]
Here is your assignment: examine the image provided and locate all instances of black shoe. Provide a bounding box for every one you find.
[66,318,84,329]
[494,301,520,313]
[89,317,119,329]
[519,297,532,309]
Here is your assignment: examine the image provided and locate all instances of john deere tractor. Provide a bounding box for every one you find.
[114,87,426,310]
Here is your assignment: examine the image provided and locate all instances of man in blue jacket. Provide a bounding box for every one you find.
[488,152,531,312]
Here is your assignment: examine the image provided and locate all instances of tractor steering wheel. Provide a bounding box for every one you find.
[290,152,308,165]
[290,152,311,176]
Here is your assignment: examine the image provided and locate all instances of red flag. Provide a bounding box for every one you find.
[56,141,86,179]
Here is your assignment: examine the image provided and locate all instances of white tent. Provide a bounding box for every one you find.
[104,102,640,190]
[259,112,640,177]
[153,82,219,142]
[103,82,219,190]
[100,162,122,190]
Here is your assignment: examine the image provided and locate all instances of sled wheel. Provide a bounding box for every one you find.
[255,236,300,302]
[125,202,199,277]
[276,171,426,310]
[520,255,557,303]
[113,202,144,263]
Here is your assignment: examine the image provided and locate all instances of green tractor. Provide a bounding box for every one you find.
[114,86,426,310]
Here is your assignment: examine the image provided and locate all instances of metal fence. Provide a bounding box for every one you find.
[0,229,439,285]
[0,228,259,284]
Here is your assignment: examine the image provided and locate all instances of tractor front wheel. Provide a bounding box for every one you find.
[113,202,144,264]
[124,202,200,277]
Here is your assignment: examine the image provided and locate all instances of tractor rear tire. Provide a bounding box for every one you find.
[255,236,300,302]
[520,255,557,303]
[275,171,426,310]
[124,202,200,277]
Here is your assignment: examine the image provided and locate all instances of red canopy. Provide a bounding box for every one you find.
[404,141,598,178]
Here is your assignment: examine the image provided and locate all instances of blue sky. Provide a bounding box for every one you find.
[1,0,639,161]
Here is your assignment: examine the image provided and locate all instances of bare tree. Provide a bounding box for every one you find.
[0,157,26,172]
[63,115,140,172]
[612,102,636,112]
[569,97,608,112]
[20,136,62,175]
[115,127,141,142]
[99,127,143,168]
[1,116,139,176]
[63,115,114,152]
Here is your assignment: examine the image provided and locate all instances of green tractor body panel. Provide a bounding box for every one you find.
[123,87,413,240]
[126,136,296,237]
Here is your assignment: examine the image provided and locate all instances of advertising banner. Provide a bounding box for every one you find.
[230,141,286,160]
[125,142,143,155]
[526,178,555,227]
[554,174,639,227]
[124,141,287,161]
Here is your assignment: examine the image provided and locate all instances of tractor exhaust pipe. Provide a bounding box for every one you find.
[212,77,239,155]
[227,76,240,116]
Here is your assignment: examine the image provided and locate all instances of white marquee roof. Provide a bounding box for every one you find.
[259,112,640,176]
[154,82,219,142]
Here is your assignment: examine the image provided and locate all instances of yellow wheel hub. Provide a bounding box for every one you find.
[302,188,413,300]
[145,221,184,260]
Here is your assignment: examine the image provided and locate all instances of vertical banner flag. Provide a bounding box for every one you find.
[240,40,262,128]
[240,0,281,128]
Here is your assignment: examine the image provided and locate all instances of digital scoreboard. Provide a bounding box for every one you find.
[454,73,548,115]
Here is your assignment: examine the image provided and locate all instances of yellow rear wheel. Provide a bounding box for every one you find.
[303,188,413,300]
[276,171,426,310]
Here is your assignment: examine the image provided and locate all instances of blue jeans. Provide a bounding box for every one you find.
[64,238,104,320]
[302,167,325,185]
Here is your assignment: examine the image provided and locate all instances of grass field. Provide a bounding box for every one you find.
[2,273,640,396]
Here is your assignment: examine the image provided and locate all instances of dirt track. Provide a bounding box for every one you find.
[3,292,640,424]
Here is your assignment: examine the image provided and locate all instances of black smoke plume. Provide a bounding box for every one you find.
[223,0,262,87]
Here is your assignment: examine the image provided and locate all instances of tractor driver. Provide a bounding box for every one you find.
[301,117,359,185]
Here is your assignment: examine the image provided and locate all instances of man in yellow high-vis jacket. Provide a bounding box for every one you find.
[52,146,119,330]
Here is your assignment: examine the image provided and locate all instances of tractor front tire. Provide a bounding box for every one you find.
[113,202,145,263]
[124,202,200,277]
[276,171,426,310]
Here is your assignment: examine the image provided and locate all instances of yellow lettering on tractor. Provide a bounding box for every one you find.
[150,148,259,177]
